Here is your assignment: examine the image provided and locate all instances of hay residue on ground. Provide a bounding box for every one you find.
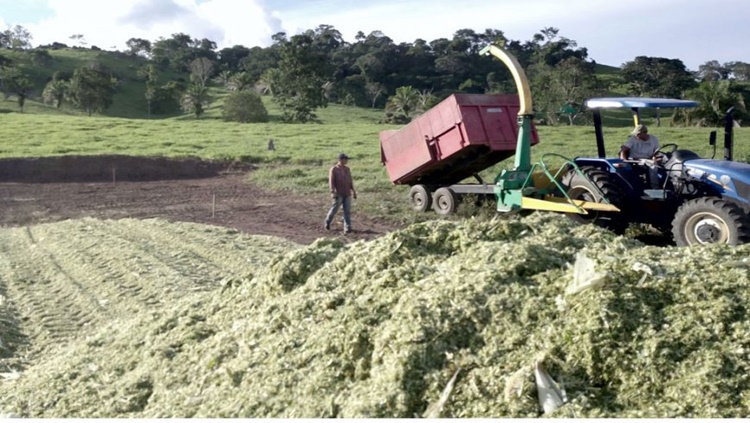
[1,213,749,418]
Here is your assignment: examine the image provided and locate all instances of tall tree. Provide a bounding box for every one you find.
[674,81,748,126]
[67,63,117,116]
[151,33,213,72]
[0,25,33,49]
[621,56,697,98]
[42,78,68,109]
[267,33,329,122]
[697,60,730,82]
[517,28,601,124]
[239,46,281,84]
[530,56,602,125]
[218,45,251,72]
[126,38,152,57]
[189,57,215,87]
[138,64,159,118]
[0,66,33,111]
[727,61,750,81]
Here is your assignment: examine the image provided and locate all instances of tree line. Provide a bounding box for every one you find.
[0,24,748,125]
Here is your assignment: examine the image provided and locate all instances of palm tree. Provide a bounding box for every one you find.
[227,72,255,92]
[214,70,232,88]
[674,81,747,126]
[181,83,210,119]
[383,86,421,124]
[386,86,419,117]
[42,79,68,108]
[417,89,436,114]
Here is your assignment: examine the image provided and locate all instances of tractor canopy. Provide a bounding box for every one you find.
[586,97,699,109]
[585,97,700,158]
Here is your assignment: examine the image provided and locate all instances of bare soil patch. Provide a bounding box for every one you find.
[0,156,398,244]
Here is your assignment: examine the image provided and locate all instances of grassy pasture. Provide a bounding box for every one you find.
[2,94,748,223]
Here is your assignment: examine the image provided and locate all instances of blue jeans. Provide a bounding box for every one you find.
[325,195,351,230]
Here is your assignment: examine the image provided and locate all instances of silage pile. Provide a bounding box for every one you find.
[2,213,750,418]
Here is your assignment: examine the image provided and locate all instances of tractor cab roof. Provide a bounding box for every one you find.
[586,97,699,109]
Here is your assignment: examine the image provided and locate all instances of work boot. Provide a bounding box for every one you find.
[324,222,330,231]
[344,227,352,234]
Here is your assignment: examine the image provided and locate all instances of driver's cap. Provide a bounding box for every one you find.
[631,124,648,135]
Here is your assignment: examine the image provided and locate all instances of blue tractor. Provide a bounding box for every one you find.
[560,97,750,246]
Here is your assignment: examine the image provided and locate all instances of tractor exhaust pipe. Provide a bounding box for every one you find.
[724,107,735,161]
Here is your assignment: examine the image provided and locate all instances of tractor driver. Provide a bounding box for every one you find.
[620,124,660,161]
[619,124,663,189]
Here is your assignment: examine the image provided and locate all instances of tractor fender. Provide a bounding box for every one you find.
[568,158,641,200]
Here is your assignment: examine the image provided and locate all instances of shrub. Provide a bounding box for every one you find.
[222,90,269,123]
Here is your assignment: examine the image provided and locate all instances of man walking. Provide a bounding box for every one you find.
[325,153,357,233]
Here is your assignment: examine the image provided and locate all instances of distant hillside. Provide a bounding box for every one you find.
[0,47,187,119]
[0,47,628,121]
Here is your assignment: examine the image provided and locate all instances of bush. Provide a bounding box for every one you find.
[222,90,269,123]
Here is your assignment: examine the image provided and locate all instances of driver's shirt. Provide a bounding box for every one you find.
[623,135,660,159]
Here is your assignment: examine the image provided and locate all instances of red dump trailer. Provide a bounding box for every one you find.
[379,93,539,214]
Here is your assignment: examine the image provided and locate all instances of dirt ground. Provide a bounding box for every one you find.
[0,156,399,244]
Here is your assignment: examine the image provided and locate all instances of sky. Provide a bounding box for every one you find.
[0,0,748,70]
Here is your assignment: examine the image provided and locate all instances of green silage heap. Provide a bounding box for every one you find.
[2,214,750,418]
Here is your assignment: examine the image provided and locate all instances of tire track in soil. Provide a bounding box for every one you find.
[0,218,301,370]
[0,226,110,364]
[99,221,234,294]
[31,220,167,313]
[0,235,30,367]
[114,219,298,279]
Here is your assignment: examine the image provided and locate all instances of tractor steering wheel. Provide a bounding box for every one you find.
[655,143,679,161]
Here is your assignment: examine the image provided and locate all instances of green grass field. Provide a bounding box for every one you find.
[1,46,748,224]
[2,96,748,224]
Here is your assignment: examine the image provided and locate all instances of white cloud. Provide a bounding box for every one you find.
[196,0,282,48]
[8,0,749,69]
[24,0,282,50]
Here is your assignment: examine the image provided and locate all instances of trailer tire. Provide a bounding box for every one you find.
[408,185,432,213]
[564,166,628,233]
[433,187,458,215]
[672,197,750,246]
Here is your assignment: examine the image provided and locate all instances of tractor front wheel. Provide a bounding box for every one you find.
[433,187,458,216]
[672,197,750,246]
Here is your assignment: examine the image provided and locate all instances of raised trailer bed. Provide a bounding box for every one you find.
[380,93,539,214]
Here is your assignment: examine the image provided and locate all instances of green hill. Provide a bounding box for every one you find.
[0,47,633,121]
[0,47,186,119]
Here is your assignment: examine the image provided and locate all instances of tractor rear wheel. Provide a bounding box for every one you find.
[409,185,432,213]
[672,197,750,246]
[433,187,458,215]
[563,166,628,233]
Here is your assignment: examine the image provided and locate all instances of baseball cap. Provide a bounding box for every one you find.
[338,153,350,160]
[631,124,648,136]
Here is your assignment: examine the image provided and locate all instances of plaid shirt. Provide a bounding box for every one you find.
[329,164,353,197]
